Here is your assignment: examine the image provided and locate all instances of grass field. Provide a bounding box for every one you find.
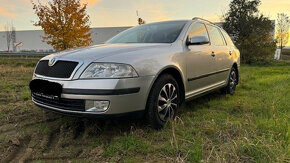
[0,58,289,162]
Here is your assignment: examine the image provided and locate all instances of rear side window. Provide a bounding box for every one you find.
[188,23,209,41]
[207,25,225,46]
[221,29,235,46]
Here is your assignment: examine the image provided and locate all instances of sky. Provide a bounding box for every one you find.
[0,0,289,44]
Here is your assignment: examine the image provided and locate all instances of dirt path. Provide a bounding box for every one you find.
[0,113,101,162]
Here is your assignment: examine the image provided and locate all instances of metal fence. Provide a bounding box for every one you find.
[0,52,51,57]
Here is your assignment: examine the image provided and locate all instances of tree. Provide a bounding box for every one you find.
[223,0,276,64]
[32,0,92,50]
[4,23,13,52]
[11,27,16,52]
[276,13,290,50]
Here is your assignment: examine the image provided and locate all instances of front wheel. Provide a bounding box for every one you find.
[146,74,180,129]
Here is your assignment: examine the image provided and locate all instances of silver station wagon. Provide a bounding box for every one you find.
[30,18,240,129]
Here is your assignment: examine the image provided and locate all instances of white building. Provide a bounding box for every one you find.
[0,26,131,52]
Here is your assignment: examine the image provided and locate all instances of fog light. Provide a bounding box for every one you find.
[86,100,110,112]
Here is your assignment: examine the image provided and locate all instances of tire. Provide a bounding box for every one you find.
[222,67,238,95]
[146,74,180,129]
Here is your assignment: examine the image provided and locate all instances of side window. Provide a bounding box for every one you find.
[188,23,209,41]
[207,25,225,46]
[221,29,235,46]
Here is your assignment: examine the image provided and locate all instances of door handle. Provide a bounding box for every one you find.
[211,51,215,57]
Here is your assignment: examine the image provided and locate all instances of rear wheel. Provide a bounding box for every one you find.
[223,67,238,95]
[146,74,180,129]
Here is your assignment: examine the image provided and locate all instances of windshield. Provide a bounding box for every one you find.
[107,21,187,44]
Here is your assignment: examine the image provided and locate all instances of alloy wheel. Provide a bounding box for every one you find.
[157,83,178,121]
[229,70,237,94]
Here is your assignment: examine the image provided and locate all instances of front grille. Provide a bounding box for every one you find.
[32,94,85,112]
[35,60,78,78]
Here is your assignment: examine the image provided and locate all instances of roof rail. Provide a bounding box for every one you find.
[192,17,214,24]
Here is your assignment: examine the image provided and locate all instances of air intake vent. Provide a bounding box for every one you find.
[32,94,85,111]
[35,60,78,78]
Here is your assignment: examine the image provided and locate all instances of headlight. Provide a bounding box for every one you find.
[80,63,138,79]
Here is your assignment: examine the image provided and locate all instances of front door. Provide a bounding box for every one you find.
[186,23,217,96]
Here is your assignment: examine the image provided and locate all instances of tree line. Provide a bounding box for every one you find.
[223,0,289,64]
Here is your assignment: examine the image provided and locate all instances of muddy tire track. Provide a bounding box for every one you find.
[0,115,107,162]
[26,155,88,162]
[2,136,31,163]
[3,134,40,163]
[0,118,59,134]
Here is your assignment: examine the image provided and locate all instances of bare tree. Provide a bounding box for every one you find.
[276,13,290,50]
[4,23,13,52]
[12,27,16,52]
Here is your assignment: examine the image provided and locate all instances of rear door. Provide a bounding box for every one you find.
[206,25,231,83]
[186,23,217,94]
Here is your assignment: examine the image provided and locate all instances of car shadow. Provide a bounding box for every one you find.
[182,90,225,113]
[43,90,225,138]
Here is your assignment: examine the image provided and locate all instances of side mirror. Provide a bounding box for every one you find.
[186,36,210,46]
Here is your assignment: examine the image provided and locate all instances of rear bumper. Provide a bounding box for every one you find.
[31,75,155,117]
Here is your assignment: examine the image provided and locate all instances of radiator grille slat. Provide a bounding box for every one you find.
[35,60,78,78]
[32,94,85,111]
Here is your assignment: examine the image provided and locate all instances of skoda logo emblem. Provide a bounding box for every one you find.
[48,57,57,67]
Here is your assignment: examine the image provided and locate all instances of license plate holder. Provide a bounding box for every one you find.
[29,79,62,99]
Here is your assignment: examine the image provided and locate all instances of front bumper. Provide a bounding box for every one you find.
[31,75,155,117]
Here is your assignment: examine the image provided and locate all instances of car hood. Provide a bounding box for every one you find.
[43,43,171,62]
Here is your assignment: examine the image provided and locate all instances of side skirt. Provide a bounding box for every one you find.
[185,81,227,101]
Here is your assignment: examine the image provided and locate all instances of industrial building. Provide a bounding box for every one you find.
[0,26,131,52]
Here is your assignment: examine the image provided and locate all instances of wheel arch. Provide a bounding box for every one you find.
[147,66,186,106]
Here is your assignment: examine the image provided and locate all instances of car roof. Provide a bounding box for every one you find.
[141,20,190,26]
[144,18,218,27]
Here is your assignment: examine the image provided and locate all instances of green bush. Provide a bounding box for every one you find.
[282,49,290,55]
[239,31,276,64]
